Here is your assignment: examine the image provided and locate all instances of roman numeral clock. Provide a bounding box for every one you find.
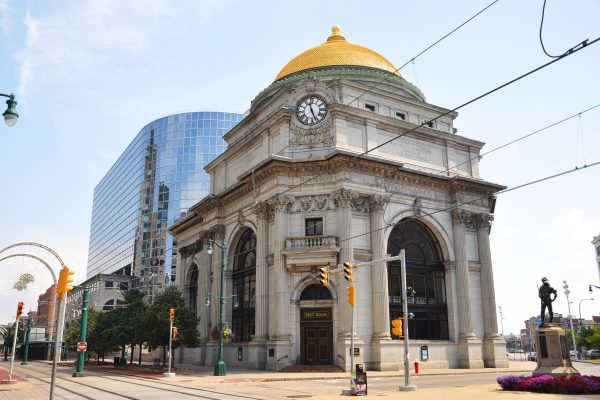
[296,96,328,126]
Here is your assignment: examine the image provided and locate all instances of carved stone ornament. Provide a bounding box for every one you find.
[351,198,370,213]
[237,209,245,227]
[330,188,358,209]
[290,117,334,148]
[369,194,391,213]
[180,239,203,258]
[252,200,272,219]
[290,195,332,213]
[413,197,423,216]
[451,209,475,228]
[476,213,494,229]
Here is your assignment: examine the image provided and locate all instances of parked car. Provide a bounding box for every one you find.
[586,349,600,359]
[527,352,537,361]
[570,350,578,359]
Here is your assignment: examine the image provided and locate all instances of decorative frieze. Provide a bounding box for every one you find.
[376,177,450,202]
[289,195,332,213]
[290,117,334,148]
[268,194,294,212]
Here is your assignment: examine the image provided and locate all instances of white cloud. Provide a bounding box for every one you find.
[0,0,12,35]
[15,0,228,100]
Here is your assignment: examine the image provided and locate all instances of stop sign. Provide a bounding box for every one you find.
[77,342,87,352]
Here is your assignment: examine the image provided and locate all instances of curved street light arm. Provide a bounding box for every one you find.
[0,242,65,268]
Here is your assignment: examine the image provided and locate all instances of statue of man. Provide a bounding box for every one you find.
[539,277,557,324]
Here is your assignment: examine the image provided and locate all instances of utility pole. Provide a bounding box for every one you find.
[562,281,577,356]
[499,306,505,336]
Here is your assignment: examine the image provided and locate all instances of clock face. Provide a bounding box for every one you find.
[296,96,328,125]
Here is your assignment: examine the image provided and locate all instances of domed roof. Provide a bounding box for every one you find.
[274,25,400,82]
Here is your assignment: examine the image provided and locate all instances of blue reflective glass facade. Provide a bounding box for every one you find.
[87,111,245,286]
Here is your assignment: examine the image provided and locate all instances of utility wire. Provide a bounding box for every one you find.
[539,0,591,59]
[348,0,501,106]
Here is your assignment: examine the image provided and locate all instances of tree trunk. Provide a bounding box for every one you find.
[162,344,166,367]
[138,344,142,365]
[130,343,135,365]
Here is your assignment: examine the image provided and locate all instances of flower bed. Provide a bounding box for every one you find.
[497,374,600,394]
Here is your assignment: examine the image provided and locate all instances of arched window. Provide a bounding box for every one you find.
[187,264,198,311]
[387,218,448,340]
[232,229,256,342]
[300,284,333,300]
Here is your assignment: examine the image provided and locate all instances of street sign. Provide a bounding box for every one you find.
[77,342,87,352]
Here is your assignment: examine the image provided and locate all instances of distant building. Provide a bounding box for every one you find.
[36,285,59,340]
[65,273,132,326]
[86,111,245,299]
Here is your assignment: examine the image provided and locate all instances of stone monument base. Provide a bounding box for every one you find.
[532,324,579,377]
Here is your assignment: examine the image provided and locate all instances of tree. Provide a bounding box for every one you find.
[143,286,199,366]
[64,308,99,352]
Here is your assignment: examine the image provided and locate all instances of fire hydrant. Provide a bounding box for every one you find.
[414,361,419,374]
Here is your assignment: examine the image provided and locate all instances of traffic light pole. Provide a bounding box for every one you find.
[399,249,416,391]
[21,316,32,365]
[73,286,89,377]
[49,296,66,400]
[164,318,175,377]
[8,319,19,381]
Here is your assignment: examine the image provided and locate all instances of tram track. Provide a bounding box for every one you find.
[14,362,277,400]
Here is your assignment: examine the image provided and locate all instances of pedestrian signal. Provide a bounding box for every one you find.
[343,262,353,282]
[172,327,180,341]
[57,266,75,298]
[391,318,403,338]
[319,266,329,287]
[169,308,175,321]
[16,301,24,318]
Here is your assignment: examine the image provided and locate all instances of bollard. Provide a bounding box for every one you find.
[414,361,419,374]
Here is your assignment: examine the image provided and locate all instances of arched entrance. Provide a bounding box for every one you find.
[387,218,449,340]
[299,284,333,365]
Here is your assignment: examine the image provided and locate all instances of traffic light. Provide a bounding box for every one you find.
[391,317,403,338]
[319,266,329,287]
[347,285,355,307]
[57,266,75,299]
[16,301,24,319]
[169,308,175,321]
[172,327,180,341]
[343,262,353,282]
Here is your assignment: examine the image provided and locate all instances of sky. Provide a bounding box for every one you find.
[0,0,599,337]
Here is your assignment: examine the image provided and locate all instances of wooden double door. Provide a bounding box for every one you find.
[300,308,333,365]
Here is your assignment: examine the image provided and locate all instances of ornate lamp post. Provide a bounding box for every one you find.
[205,239,236,376]
[1,93,19,127]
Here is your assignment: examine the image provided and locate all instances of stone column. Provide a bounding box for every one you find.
[332,189,356,338]
[452,209,482,368]
[265,194,292,370]
[478,213,508,367]
[252,201,270,341]
[370,195,390,338]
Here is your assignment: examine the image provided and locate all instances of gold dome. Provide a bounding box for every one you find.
[274,25,400,81]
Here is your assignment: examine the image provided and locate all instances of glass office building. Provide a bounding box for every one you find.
[87,111,245,296]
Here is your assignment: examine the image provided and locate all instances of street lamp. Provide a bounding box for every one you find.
[578,298,594,332]
[1,93,19,127]
[205,238,231,376]
[562,281,577,356]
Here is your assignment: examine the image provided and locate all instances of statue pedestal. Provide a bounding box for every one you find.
[532,324,579,377]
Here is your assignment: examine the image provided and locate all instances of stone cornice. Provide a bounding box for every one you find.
[179,151,505,224]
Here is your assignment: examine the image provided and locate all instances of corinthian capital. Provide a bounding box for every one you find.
[476,213,494,229]
[331,188,358,209]
[369,194,390,213]
[252,200,272,219]
[267,194,293,212]
[451,209,475,228]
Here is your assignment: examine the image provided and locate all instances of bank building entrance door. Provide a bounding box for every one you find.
[300,307,333,365]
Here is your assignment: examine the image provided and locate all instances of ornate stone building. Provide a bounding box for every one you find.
[169,26,507,371]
